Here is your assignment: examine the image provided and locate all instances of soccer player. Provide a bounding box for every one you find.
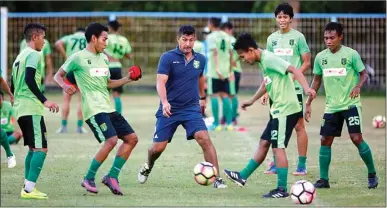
[305,22,378,189]
[0,69,16,168]
[221,21,242,126]
[55,27,88,134]
[206,17,234,131]
[1,91,23,145]
[54,22,141,195]
[12,23,59,199]
[263,3,311,176]
[137,25,227,188]
[104,20,132,114]
[223,33,315,198]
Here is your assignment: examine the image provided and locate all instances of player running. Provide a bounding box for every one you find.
[12,23,59,199]
[55,27,88,134]
[54,22,141,196]
[305,22,378,189]
[263,3,311,176]
[137,25,227,188]
[223,33,315,198]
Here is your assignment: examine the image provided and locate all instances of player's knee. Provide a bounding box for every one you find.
[151,142,167,153]
[350,134,363,146]
[295,120,305,132]
[320,136,333,146]
[125,133,138,146]
[259,139,271,150]
[105,137,118,147]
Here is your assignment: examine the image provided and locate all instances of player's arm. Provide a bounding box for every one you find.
[55,39,67,59]
[241,82,267,110]
[54,55,77,95]
[298,35,311,74]
[45,54,54,83]
[156,53,172,117]
[350,51,368,99]
[107,76,132,89]
[261,36,273,104]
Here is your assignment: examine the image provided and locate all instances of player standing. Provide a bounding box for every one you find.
[223,33,315,198]
[55,27,88,134]
[54,22,141,195]
[305,22,378,189]
[263,3,311,176]
[137,25,227,188]
[104,20,132,114]
[12,23,59,199]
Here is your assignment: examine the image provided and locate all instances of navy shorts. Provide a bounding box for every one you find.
[234,71,241,94]
[320,106,362,137]
[86,111,134,143]
[109,67,123,93]
[153,113,207,143]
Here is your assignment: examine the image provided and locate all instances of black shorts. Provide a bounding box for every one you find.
[207,78,231,95]
[297,93,304,117]
[18,115,47,148]
[109,67,123,93]
[86,111,135,143]
[320,106,362,137]
[261,111,302,148]
[234,71,241,94]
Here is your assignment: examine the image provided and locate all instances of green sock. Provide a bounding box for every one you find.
[24,150,33,179]
[85,158,102,179]
[319,145,331,180]
[357,141,376,174]
[231,97,239,120]
[277,167,288,191]
[62,119,67,126]
[211,97,219,126]
[240,159,260,179]
[222,98,232,125]
[27,151,47,183]
[77,120,83,127]
[297,156,307,169]
[7,135,16,144]
[108,156,127,178]
[114,97,122,114]
[1,130,13,157]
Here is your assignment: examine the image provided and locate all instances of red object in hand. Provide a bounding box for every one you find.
[129,65,142,80]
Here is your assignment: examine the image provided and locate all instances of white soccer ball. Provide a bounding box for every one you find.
[290,180,316,204]
[193,162,217,186]
[372,115,386,128]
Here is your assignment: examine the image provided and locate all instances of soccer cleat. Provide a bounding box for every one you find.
[102,175,123,195]
[292,167,308,176]
[213,177,227,188]
[20,189,48,199]
[264,162,277,175]
[225,125,234,131]
[208,125,222,131]
[81,178,98,193]
[56,126,68,134]
[262,188,289,198]
[76,127,88,134]
[314,178,330,188]
[368,174,378,189]
[138,163,152,184]
[224,169,246,187]
[8,155,16,168]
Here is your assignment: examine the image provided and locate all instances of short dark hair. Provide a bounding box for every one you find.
[178,25,195,36]
[209,17,221,28]
[233,33,258,51]
[274,3,294,18]
[108,20,121,31]
[76,27,85,32]
[24,23,46,41]
[221,21,233,30]
[85,22,109,43]
[324,22,344,36]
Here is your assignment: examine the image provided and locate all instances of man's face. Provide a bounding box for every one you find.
[224,28,232,36]
[275,11,292,29]
[177,34,195,54]
[33,30,45,51]
[93,31,108,53]
[237,48,256,65]
[324,30,342,51]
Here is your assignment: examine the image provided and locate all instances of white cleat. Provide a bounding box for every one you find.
[56,126,68,134]
[138,163,151,184]
[213,177,228,188]
[8,155,16,168]
[76,127,88,134]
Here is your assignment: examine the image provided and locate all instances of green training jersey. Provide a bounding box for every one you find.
[20,39,51,75]
[1,101,15,132]
[266,29,310,94]
[258,50,301,118]
[61,49,114,120]
[206,30,232,78]
[59,32,87,57]
[104,34,132,68]
[230,35,242,73]
[193,40,205,56]
[12,47,44,119]
[313,45,365,113]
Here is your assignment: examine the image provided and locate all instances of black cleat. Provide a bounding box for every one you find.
[368,173,378,189]
[224,169,246,187]
[262,188,289,198]
[314,178,330,188]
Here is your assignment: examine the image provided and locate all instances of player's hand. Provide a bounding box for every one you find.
[229,73,235,82]
[350,86,361,99]
[305,88,316,99]
[44,101,59,113]
[162,102,172,118]
[260,93,269,105]
[241,99,254,111]
[304,103,312,122]
[63,84,77,95]
[200,99,207,114]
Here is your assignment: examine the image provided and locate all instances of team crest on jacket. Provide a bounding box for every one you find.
[193,60,200,69]
[289,39,294,46]
[341,58,347,65]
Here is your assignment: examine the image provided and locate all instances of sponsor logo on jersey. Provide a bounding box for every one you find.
[1,118,8,125]
[323,68,347,77]
[90,68,109,77]
[274,48,294,56]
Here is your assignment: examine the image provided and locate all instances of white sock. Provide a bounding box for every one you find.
[24,179,27,186]
[24,181,36,193]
